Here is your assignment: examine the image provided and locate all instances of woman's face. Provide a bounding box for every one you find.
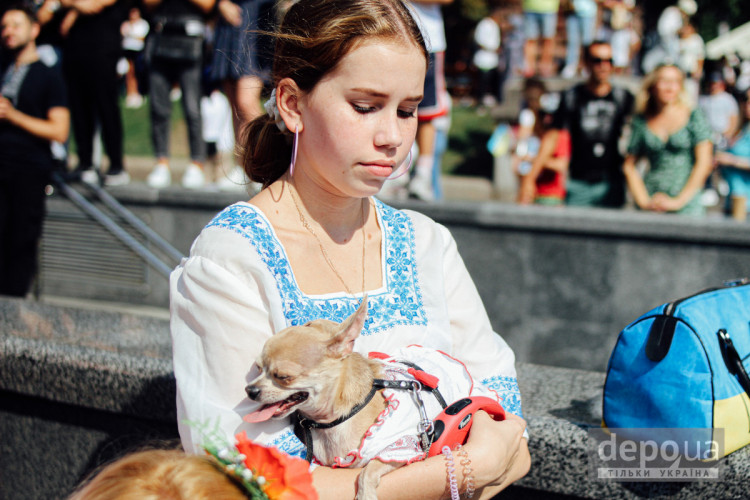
[652,66,684,106]
[295,38,426,197]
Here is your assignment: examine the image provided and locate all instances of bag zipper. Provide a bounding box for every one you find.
[663,278,750,316]
[646,278,749,362]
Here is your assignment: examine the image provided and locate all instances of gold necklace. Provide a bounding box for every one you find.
[288,185,366,295]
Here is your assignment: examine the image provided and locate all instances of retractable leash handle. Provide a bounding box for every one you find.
[427,396,506,457]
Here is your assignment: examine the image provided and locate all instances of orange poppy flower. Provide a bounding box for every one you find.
[235,432,318,500]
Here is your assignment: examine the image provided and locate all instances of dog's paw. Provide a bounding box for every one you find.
[356,460,401,500]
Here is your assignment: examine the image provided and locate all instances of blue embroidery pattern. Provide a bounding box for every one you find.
[270,429,307,459]
[483,376,523,418]
[206,201,427,334]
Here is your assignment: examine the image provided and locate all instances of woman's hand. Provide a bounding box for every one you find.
[517,175,537,204]
[649,192,683,212]
[463,411,530,498]
[218,0,243,26]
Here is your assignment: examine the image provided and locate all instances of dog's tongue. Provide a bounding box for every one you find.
[243,402,283,423]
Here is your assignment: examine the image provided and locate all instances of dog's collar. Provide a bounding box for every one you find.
[298,379,399,431]
[296,376,447,462]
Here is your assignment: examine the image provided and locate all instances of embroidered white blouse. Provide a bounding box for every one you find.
[170,199,522,458]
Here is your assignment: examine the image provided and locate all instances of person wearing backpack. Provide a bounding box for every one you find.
[518,40,634,208]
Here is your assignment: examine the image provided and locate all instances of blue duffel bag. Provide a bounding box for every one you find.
[603,278,750,458]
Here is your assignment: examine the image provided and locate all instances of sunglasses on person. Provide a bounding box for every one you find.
[589,56,613,65]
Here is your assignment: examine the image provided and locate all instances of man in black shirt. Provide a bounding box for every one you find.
[519,41,634,208]
[0,4,68,296]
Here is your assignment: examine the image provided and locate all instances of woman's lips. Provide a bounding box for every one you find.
[362,162,395,177]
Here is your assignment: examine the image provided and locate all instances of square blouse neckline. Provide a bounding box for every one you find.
[238,199,389,300]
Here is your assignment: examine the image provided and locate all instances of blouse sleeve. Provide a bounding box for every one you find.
[170,230,305,457]
[689,108,713,146]
[626,115,646,156]
[437,224,524,418]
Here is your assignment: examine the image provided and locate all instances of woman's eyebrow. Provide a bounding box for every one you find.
[350,87,423,102]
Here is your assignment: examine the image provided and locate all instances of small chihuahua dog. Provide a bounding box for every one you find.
[244,297,498,499]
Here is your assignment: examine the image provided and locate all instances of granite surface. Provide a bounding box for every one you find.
[2,297,750,499]
[517,363,750,499]
[0,297,174,420]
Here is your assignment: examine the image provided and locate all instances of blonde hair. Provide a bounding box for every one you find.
[635,64,693,116]
[241,0,428,187]
[68,449,247,500]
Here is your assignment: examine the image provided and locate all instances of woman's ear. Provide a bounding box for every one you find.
[277,78,304,133]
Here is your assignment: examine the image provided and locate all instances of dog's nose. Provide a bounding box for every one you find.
[246,385,260,400]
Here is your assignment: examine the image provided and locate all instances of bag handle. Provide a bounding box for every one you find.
[718,329,750,397]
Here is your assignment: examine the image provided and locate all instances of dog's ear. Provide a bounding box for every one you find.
[328,295,368,357]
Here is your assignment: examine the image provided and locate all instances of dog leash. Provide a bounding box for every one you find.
[295,365,448,463]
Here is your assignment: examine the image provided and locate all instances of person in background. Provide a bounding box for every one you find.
[698,70,739,206]
[61,0,129,187]
[472,7,503,108]
[641,0,696,75]
[521,0,559,77]
[699,71,739,151]
[210,0,275,190]
[406,0,452,202]
[715,89,750,216]
[560,0,598,79]
[513,78,570,205]
[622,64,713,216]
[677,19,704,100]
[519,41,634,208]
[0,4,69,297]
[121,6,150,109]
[598,0,635,75]
[143,0,216,189]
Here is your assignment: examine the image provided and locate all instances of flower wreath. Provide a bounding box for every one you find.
[193,420,317,500]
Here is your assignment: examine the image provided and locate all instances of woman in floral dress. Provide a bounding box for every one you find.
[622,64,713,216]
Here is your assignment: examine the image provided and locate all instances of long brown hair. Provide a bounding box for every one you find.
[240,0,428,187]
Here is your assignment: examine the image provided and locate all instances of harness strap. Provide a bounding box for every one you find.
[397,360,448,409]
[296,363,448,462]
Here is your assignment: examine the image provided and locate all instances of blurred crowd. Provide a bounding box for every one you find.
[0,0,289,191]
[2,0,750,199]
[463,0,750,219]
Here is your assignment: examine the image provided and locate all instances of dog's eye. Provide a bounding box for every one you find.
[274,373,291,383]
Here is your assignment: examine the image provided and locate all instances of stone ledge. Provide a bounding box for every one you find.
[2,298,749,499]
[98,184,750,247]
[0,298,173,421]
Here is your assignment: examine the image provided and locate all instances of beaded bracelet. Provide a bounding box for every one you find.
[455,445,476,499]
[442,446,460,500]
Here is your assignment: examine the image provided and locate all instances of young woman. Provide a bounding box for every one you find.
[622,64,713,215]
[170,1,530,498]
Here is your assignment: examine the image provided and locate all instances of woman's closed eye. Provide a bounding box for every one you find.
[351,102,417,119]
[352,103,376,114]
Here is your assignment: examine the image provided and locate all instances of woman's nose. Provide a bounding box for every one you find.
[374,114,403,149]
